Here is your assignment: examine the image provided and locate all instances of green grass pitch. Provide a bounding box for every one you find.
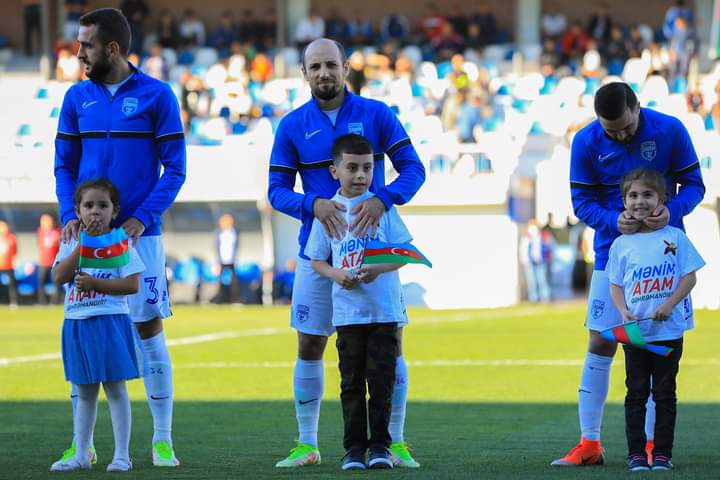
[1,304,719,479]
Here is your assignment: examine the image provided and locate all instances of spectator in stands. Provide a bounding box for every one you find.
[258,7,277,52]
[0,221,18,307]
[156,9,180,50]
[625,24,647,59]
[447,5,468,37]
[541,1,567,41]
[663,0,693,41]
[64,0,87,43]
[380,12,409,44]
[419,3,447,44]
[455,90,483,143]
[56,46,81,82]
[23,0,41,56]
[605,25,628,70]
[470,3,497,47]
[540,38,561,69]
[140,43,167,80]
[519,219,552,303]
[179,9,206,48]
[294,10,325,49]
[325,7,349,44]
[710,78,720,133]
[120,0,149,55]
[347,50,367,94]
[560,21,589,67]
[37,213,61,305]
[667,15,696,91]
[432,23,464,60]
[215,214,239,304]
[211,10,238,58]
[347,9,373,47]
[586,3,612,45]
[238,9,260,47]
[250,52,273,83]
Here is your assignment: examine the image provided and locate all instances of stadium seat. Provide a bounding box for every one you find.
[194,47,219,68]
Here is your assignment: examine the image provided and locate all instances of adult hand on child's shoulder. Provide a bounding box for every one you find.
[350,197,384,238]
[644,205,669,231]
[618,211,641,234]
[314,199,347,240]
[122,217,145,246]
[61,219,80,243]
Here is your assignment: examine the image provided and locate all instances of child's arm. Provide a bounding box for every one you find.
[652,272,697,321]
[356,263,405,284]
[75,272,140,295]
[609,283,637,322]
[53,244,80,285]
[311,260,360,290]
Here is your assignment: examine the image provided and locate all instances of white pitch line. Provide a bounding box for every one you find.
[0,327,286,367]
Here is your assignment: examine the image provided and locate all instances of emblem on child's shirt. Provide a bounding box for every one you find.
[640,141,656,162]
[663,240,677,255]
[121,97,138,116]
[348,122,364,136]
[591,299,605,320]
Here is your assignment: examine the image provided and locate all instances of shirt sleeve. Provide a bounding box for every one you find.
[267,116,318,222]
[118,245,146,278]
[131,83,187,228]
[305,219,331,261]
[383,207,413,244]
[54,88,82,226]
[666,118,705,225]
[676,230,705,277]
[606,239,624,286]
[569,132,621,234]
[374,104,426,209]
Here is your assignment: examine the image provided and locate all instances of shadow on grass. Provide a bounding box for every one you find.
[1,401,718,480]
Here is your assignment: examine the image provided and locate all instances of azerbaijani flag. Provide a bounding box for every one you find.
[600,321,673,357]
[362,240,432,268]
[78,228,129,269]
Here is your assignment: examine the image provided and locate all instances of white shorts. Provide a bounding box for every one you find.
[290,256,408,336]
[128,235,172,323]
[585,269,622,331]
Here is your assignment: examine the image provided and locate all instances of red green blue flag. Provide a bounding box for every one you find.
[362,240,432,268]
[78,228,129,269]
[600,321,673,357]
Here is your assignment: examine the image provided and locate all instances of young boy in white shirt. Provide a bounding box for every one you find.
[305,134,412,470]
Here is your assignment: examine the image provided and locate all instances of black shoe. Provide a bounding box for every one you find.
[652,455,674,471]
[627,453,651,472]
[341,448,366,471]
[368,447,394,469]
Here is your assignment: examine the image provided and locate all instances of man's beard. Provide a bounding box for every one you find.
[313,83,340,101]
[86,54,112,82]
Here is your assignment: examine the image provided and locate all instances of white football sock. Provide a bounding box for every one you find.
[293,359,324,448]
[578,352,613,441]
[103,381,131,464]
[389,355,408,444]
[74,383,100,465]
[141,332,173,446]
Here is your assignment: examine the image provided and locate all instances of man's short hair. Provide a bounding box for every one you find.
[300,39,347,69]
[80,8,131,57]
[594,82,638,121]
[332,134,373,165]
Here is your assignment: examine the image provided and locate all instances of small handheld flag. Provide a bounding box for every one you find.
[78,228,129,269]
[600,320,673,357]
[362,240,432,268]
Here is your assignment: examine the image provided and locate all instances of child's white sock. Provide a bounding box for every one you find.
[578,352,613,441]
[389,355,408,444]
[293,359,324,448]
[103,381,131,464]
[74,383,100,465]
[141,332,173,446]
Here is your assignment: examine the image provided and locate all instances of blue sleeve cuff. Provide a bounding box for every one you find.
[302,192,319,220]
[61,211,77,226]
[133,211,151,229]
[374,190,392,210]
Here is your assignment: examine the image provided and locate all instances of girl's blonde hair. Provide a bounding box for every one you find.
[620,168,666,202]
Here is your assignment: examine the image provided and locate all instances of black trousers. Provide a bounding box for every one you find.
[624,338,683,458]
[0,269,18,305]
[37,266,61,304]
[218,264,238,303]
[336,322,398,451]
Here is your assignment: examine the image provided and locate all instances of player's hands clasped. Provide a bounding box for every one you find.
[122,217,145,246]
[74,271,95,291]
[350,197,385,238]
[652,302,673,321]
[314,199,348,240]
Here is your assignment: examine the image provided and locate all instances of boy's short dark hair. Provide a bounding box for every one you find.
[594,82,638,121]
[332,134,373,165]
[620,168,667,202]
[73,178,121,209]
[80,8,131,57]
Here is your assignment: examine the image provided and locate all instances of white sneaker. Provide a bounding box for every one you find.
[50,457,91,472]
[106,458,133,472]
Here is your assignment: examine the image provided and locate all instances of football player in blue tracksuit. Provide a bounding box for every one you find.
[268,38,425,468]
[552,82,704,467]
[53,8,185,469]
